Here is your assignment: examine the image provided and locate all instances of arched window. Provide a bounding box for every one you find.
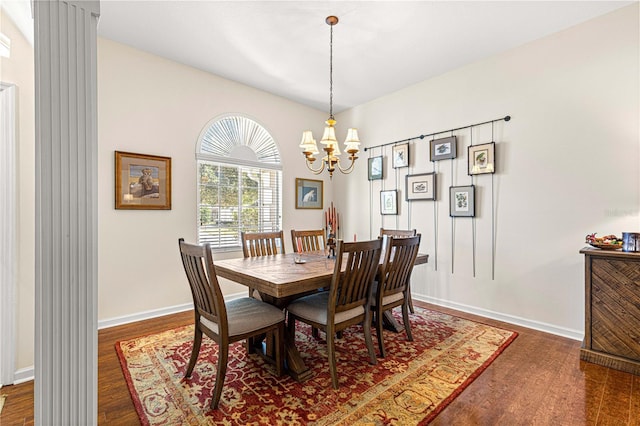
[197,115,282,249]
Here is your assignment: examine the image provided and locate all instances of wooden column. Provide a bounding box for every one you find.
[33,1,100,424]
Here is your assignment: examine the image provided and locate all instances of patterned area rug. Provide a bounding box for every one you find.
[116,307,517,425]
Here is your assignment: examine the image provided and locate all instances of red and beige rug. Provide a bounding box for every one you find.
[116,307,517,425]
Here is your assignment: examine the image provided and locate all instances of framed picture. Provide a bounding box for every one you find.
[368,156,383,180]
[380,190,398,215]
[449,185,475,217]
[468,142,495,175]
[115,151,171,210]
[406,173,436,201]
[392,143,409,168]
[430,136,457,161]
[295,178,323,209]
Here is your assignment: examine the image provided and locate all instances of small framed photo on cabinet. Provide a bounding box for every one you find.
[449,185,475,217]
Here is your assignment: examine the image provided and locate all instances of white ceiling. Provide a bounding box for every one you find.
[8,1,635,112]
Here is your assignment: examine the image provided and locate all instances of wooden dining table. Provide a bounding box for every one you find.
[214,250,428,381]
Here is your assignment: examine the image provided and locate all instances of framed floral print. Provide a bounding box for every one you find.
[449,185,475,217]
[380,190,398,215]
[468,142,495,175]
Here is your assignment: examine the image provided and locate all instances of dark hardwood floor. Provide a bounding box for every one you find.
[1,301,638,425]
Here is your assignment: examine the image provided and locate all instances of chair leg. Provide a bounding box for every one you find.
[327,324,339,389]
[406,280,415,314]
[275,323,285,377]
[210,343,229,410]
[402,302,413,342]
[376,307,386,358]
[363,309,377,366]
[185,327,203,377]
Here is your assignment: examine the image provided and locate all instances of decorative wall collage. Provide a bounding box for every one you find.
[365,116,510,278]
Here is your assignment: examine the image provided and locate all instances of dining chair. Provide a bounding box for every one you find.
[379,228,417,238]
[178,238,285,409]
[241,230,285,258]
[291,229,325,253]
[240,230,285,298]
[379,228,418,313]
[372,234,421,358]
[286,238,383,389]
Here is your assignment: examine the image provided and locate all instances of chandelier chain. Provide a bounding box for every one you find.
[329,22,334,120]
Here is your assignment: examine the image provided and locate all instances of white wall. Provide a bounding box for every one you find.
[7,3,639,375]
[97,39,330,322]
[0,10,35,374]
[335,4,639,338]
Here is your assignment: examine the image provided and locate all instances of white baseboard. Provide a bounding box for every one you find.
[9,293,249,384]
[97,302,193,330]
[413,294,584,341]
[13,367,34,385]
[13,291,581,385]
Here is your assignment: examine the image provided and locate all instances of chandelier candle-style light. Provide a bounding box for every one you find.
[299,15,360,178]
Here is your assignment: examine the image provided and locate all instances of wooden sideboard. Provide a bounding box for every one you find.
[580,247,640,375]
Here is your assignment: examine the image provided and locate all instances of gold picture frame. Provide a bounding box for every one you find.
[115,151,171,210]
[295,178,323,209]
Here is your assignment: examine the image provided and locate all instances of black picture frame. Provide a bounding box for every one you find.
[430,136,457,161]
[406,172,436,201]
[468,142,495,175]
[449,185,475,217]
[368,156,383,180]
[380,190,398,215]
[392,143,409,168]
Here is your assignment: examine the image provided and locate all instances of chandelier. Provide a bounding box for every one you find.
[299,16,360,178]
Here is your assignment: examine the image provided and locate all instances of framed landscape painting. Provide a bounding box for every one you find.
[115,151,171,210]
[295,178,323,209]
[406,173,436,201]
[449,185,475,217]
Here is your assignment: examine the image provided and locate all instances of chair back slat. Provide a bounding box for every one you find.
[380,235,421,298]
[241,231,285,258]
[331,239,382,314]
[379,228,417,238]
[178,238,226,328]
[291,229,325,253]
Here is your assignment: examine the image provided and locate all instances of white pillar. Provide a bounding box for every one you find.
[33,1,100,424]
[0,83,17,386]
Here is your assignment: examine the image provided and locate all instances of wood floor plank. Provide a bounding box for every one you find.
[1,303,638,425]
